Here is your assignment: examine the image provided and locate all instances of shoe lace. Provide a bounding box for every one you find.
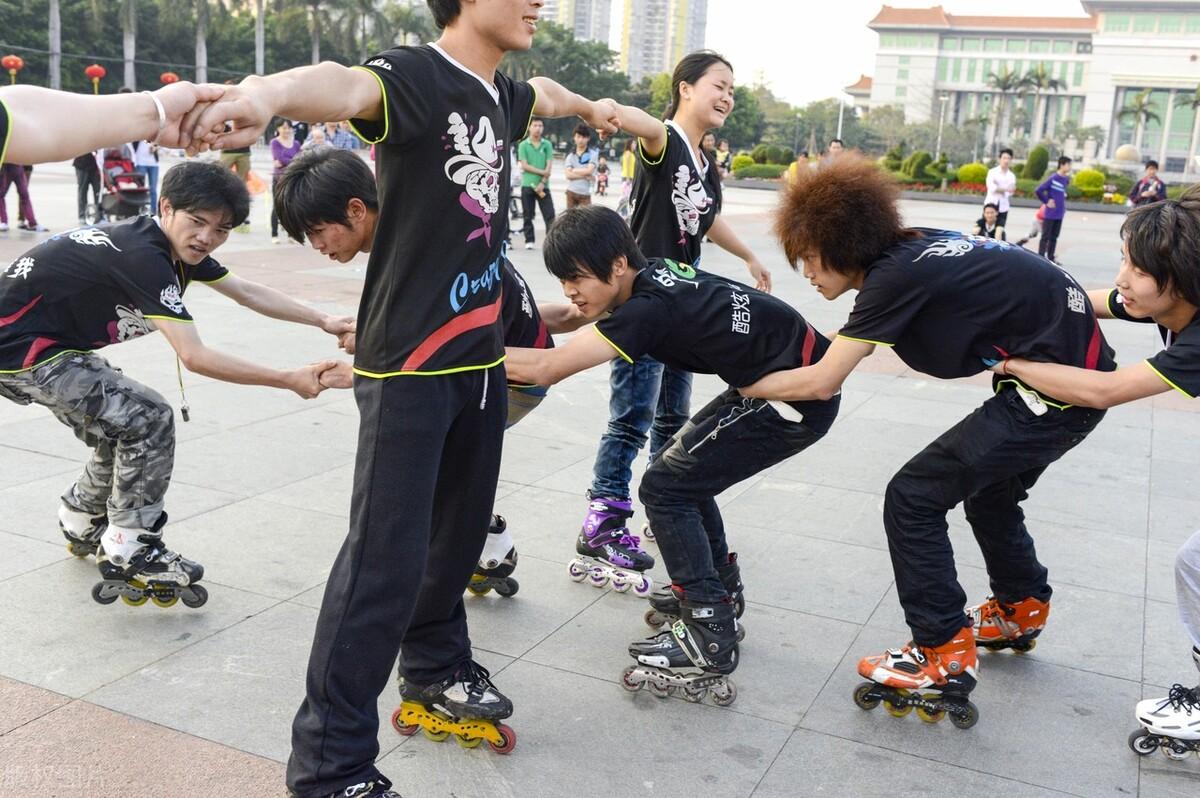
[976,596,1012,622]
[1166,683,1200,711]
[457,660,496,694]
[618,533,643,551]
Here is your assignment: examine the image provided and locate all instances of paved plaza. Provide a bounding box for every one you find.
[0,154,1198,797]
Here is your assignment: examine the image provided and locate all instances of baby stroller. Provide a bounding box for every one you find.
[85,148,151,222]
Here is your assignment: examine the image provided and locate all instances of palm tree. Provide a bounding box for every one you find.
[48,0,61,88]
[195,0,210,83]
[121,0,137,88]
[306,0,335,64]
[339,0,393,61]
[1024,63,1066,143]
[1175,87,1200,175]
[389,2,433,46]
[1117,88,1161,154]
[984,67,1030,156]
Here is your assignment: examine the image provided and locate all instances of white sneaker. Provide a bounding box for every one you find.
[0,223,8,232]
[271,237,280,245]
[524,242,534,250]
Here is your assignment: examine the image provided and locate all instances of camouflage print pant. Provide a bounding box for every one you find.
[0,353,175,529]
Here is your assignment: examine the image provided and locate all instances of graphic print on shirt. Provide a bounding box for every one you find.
[443,112,504,245]
[159,283,185,314]
[913,235,1012,262]
[68,228,122,251]
[108,305,152,342]
[670,164,714,247]
[5,257,34,280]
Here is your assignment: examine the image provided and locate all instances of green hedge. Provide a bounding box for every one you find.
[1168,183,1198,199]
[733,163,788,179]
[1023,146,1049,181]
[1072,168,1106,192]
[902,150,934,179]
[1016,178,1039,195]
[956,162,988,184]
[731,154,755,172]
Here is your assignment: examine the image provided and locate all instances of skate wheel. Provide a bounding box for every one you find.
[884,690,912,718]
[90,582,118,605]
[711,680,738,707]
[852,682,880,711]
[632,576,653,597]
[181,585,208,608]
[916,700,945,724]
[620,665,642,693]
[66,541,91,558]
[588,570,610,588]
[1128,729,1158,756]
[682,685,706,703]
[121,593,148,607]
[488,723,517,754]
[567,561,588,582]
[1013,638,1037,654]
[456,733,483,749]
[612,578,631,593]
[495,578,519,598]
[948,700,979,730]
[735,624,746,643]
[644,609,666,629]
[391,706,420,736]
[647,681,672,699]
[466,583,492,596]
[422,727,450,742]
[151,594,179,608]
[1163,742,1191,761]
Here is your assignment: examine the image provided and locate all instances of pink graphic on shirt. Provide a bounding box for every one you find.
[443,112,504,246]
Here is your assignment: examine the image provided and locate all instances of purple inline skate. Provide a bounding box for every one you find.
[569,495,655,596]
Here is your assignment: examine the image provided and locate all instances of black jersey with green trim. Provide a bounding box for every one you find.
[501,259,552,352]
[840,230,1114,383]
[595,259,836,427]
[347,44,535,377]
[0,217,226,373]
[1109,288,1200,397]
[629,121,722,265]
[0,97,10,164]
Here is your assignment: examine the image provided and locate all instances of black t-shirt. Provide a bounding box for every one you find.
[630,121,722,265]
[1108,288,1200,398]
[501,259,552,351]
[840,230,1115,397]
[595,259,837,431]
[348,44,535,377]
[0,217,227,372]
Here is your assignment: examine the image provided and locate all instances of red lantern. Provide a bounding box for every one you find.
[160,71,179,85]
[1,54,24,85]
[84,63,107,95]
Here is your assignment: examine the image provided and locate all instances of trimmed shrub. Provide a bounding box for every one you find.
[1011,161,1025,176]
[1022,145,1049,180]
[1016,178,1039,195]
[902,150,934,179]
[1066,183,1083,199]
[956,162,988,184]
[750,144,770,164]
[733,163,788,180]
[882,143,905,171]
[1168,183,1197,200]
[731,154,755,172]
[1110,174,1133,194]
[1072,168,1106,192]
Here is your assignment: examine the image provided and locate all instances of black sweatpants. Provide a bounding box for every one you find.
[1039,217,1064,260]
[520,185,555,244]
[286,365,506,797]
[75,166,101,220]
[883,387,1104,648]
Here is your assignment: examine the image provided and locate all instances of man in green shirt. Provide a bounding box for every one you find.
[518,118,556,249]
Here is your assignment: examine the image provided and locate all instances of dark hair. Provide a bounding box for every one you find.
[1057,155,1073,167]
[161,161,250,226]
[544,206,648,282]
[1146,160,1159,170]
[273,148,378,243]
[426,0,460,28]
[624,138,636,153]
[1121,184,1200,307]
[828,138,844,147]
[799,150,809,158]
[999,148,1014,158]
[983,202,999,212]
[665,50,733,120]
[529,117,544,128]
[573,123,592,141]
[775,153,915,276]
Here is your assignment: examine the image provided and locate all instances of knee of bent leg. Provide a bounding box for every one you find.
[122,395,175,442]
[1176,531,1200,579]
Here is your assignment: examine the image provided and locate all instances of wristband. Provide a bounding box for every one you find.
[142,90,168,143]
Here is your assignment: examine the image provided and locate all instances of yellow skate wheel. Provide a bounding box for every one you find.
[1014,638,1037,654]
[884,690,912,717]
[422,727,450,742]
[466,579,492,596]
[456,733,483,749]
[151,594,179,608]
[121,593,148,606]
[487,723,517,754]
[916,697,945,724]
[66,541,90,558]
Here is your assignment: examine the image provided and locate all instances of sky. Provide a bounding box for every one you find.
[609,0,1094,106]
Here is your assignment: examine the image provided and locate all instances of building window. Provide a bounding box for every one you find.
[898,55,910,65]
[1058,60,1069,82]
[1029,40,1050,53]
[1170,93,1195,152]
[1187,16,1200,34]
[1077,42,1092,54]
[967,59,977,82]
[896,86,907,98]
[1006,39,1026,52]
[880,33,897,47]
[1073,62,1085,87]
[1012,60,1023,76]
[942,37,959,50]
[1132,14,1156,33]
[1053,40,1072,54]
[937,59,948,81]
[984,38,1003,52]
[1160,15,1183,33]
[962,38,980,52]
[952,59,962,81]
[897,68,909,80]
[982,59,992,79]
[1104,14,1131,33]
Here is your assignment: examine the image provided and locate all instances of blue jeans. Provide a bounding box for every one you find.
[589,356,692,500]
[136,164,159,213]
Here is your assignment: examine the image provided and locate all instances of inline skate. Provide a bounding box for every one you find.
[853,626,980,729]
[391,659,517,754]
[569,496,654,595]
[645,553,745,641]
[967,595,1049,653]
[1129,647,1200,759]
[622,599,739,706]
[467,515,518,598]
[58,504,106,558]
[91,513,208,608]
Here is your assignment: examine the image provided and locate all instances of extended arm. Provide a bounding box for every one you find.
[209,274,354,335]
[1089,288,1116,319]
[504,327,617,385]
[607,101,668,160]
[739,336,875,401]
[528,77,618,134]
[192,63,384,151]
[1002,359,1169,409]
[538,302,590,334]
[1,82,226,164]
[155,319,333,399]
[707,215,771,293]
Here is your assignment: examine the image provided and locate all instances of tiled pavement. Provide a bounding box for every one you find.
[0,156,1197,797]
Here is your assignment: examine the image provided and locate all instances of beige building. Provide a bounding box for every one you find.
[619,0,709,84]
[542,0,612,44]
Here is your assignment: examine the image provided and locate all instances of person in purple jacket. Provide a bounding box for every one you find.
[268,118,303,244]
[1131,160,1168,207]
[1035,156,1072,264]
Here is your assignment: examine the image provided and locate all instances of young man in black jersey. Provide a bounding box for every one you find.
[505,206,841,704]
[741,155,1112,720]
[274,146,557,593]
[185,2,620,795]
[0,161,346,609]
[997,186,1200,750]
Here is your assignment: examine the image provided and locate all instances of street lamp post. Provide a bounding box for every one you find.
[793,112,802,155]
[836,95,846,140]
[935,94,950,160]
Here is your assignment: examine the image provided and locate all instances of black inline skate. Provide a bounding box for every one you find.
[467,515,519,597]
[645,553,745,640]
[58,504,107,558]
[92,513,208,608]
[622,599,739,706]
[392,659,517,754]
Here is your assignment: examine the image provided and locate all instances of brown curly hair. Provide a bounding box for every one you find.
[774,154,912,275]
